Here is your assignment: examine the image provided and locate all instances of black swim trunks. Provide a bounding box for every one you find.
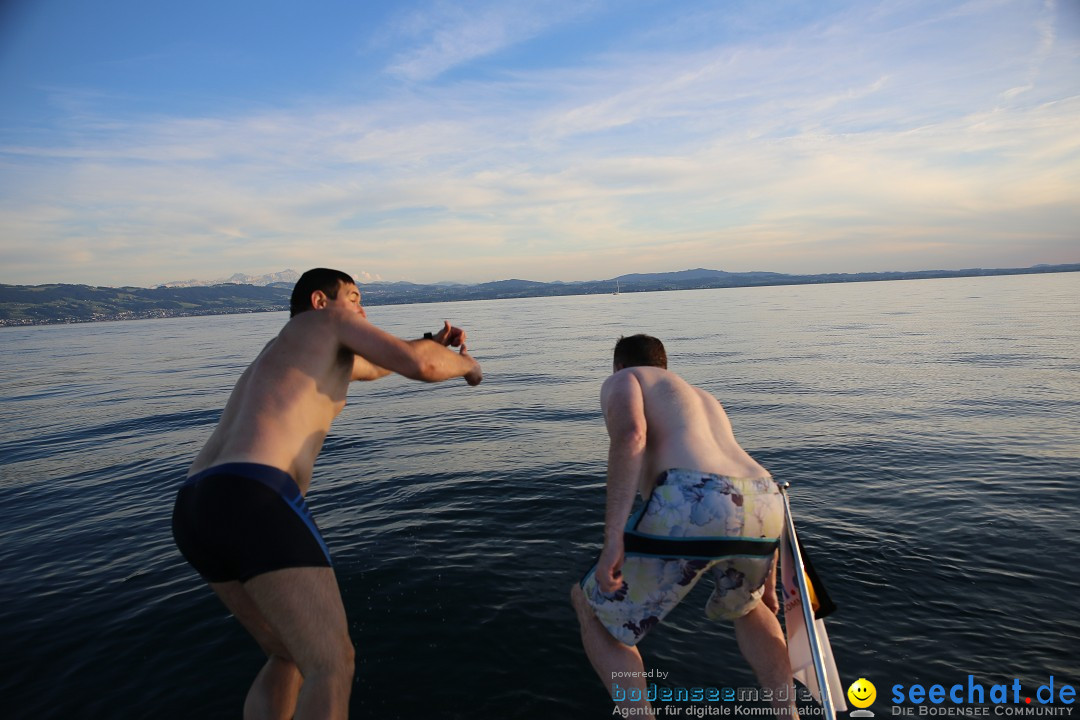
[171,462,332,583]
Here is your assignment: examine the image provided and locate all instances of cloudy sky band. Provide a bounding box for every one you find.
[0,0,1076,286]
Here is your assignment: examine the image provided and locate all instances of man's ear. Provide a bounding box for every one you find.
[311,290,329,310]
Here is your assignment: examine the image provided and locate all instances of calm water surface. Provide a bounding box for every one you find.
[1,273,1078,718]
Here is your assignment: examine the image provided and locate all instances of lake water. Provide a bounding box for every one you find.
[1,272,1078,718]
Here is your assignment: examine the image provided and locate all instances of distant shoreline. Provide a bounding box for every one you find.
[2,263,1077,327]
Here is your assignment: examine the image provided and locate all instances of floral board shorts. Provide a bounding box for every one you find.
[580,469,783,646]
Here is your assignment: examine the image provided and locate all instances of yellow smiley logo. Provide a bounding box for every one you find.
[847,678,877,709]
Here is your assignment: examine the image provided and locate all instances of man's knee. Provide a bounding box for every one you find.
[570,583,598,628]
[570,583,587,611]
[285,628,355,679]
[319,633,356,676]
[262,641,296,664]
[342,637,356,669]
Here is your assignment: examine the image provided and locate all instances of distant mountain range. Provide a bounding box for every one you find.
[1,263,1077,326]
[159,269,302,288]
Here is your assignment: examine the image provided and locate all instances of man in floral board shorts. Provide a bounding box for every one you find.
[570,335,797,717]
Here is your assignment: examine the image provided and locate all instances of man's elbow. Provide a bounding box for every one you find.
[407,356,441,382]
[612,426,647,452]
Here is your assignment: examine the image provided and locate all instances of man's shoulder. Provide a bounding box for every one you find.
[287,306,353,325]
[285,307,372,337]
[273,311,346,357]
[603,367,642,389]
[618,365,685,384]
[601,368,634,400]
[602,366,684,399]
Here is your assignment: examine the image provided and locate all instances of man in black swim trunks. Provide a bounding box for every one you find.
[172,268,482,719]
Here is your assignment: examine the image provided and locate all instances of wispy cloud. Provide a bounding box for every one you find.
[382,0,591,81]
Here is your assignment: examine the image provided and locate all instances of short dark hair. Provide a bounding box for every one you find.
[613,334,667,369]
[290,268,356,317]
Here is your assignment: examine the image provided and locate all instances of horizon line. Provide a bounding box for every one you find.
[3,261,1078,290]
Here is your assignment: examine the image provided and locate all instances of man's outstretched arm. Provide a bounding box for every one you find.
[337,312,482,385]
[595,370,647,593]
[351,321,470,381]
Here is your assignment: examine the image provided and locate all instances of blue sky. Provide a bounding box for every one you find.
[1,0,1077,286]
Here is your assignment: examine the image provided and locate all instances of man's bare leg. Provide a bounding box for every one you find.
[734,602,798,719]
[213,567,355,720]
[211,581,303,720]
[570,584,654,715]
[246,655,303,718]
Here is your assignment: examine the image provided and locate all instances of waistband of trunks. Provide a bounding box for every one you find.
[183,462,301,501]
[655,468,777,495]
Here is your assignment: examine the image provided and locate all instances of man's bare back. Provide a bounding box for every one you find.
[603,365,769,500]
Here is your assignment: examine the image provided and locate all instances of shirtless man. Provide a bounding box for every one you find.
[570,334,796,717]
[171,268,482,719]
